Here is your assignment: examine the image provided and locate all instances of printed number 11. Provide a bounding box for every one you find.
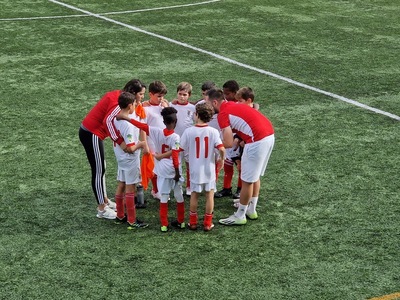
[195,136,209,159]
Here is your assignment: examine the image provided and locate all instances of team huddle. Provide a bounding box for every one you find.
[79,79,275,232]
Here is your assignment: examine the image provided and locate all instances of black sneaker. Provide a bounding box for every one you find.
[232,188,241,199]
[114,216,127,224]
[127,219,149,229]
[214,188,232,198]
[171,220,186,229]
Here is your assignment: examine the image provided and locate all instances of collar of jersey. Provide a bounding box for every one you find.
[163,128,175,136]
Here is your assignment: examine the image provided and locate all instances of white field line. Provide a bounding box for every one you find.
[0,0,221,21]
[47,0,400,121]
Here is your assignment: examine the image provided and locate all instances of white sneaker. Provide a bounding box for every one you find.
[106,199,117,211]
[218,214,247,226]
[96,208,117,219]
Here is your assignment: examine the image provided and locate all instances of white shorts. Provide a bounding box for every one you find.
[241,134,275,183]
[117,166,141,185]
[190,181,216,193]
[157,177,181,194]
[157,176,184,203]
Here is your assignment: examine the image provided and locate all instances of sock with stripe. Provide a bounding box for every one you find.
[189,211,198,226]
[235,203,248,219]
[247,197,259,214]
[203,213,213,227]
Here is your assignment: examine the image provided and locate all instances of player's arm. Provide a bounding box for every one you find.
[139,130,149,154]
[106,107,124,145]
[116,113,150,135]
[154,150,172,161]
[221,126,234,148]
[120,141,127,152]
[216,145,226,172]
[172,149,180,181]
[125,141,146,154]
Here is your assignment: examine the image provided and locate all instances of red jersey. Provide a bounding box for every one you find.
[217,101,274,144]
[81,90,122,142]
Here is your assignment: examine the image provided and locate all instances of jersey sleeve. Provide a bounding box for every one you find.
[130,118,149,135]
[120,121,137,147]
[217,110,230,130]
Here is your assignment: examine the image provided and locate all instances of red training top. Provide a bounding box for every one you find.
[217,101,274,144]
[81,90,123,144]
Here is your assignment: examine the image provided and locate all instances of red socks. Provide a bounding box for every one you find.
[223,163,234,189]
[115,194,124,219]
[203,213,213,227]
[159,202,168,227]
[189,211,198,226]
[125,192,136,224]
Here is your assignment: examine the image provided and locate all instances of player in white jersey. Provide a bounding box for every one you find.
[170,82,196,196]
[180,103,226,231]
[142,81,169,200]
[112,92,148,229]
[169,82,196,136]
[117,107,186,233]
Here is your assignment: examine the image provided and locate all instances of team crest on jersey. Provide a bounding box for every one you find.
[127,134,133,143]
[174,141,180,150]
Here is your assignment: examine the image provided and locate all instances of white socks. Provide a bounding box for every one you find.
[246,197,259,214]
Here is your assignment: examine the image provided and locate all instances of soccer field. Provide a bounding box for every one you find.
[1,1,399,299]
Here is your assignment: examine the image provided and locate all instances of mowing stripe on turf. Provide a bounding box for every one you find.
[48,0,400,122]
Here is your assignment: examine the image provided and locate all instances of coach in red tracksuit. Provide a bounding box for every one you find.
[79,79,145,219]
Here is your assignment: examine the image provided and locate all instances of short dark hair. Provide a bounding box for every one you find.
[149,80,168,95]
[161,106,178,125]
[222,80,239,93]
[118,92,135,109]
[207,88,224,102]
[201,81,216,91]
[196,102,214,123]
[123,79,146,94]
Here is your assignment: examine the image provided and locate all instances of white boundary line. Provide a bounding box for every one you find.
[46,0,400,121]
[0,0,220,21]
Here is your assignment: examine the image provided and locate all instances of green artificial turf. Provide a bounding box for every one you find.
[0,1,399,299]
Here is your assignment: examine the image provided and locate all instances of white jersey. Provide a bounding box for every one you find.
[144,104,165,153]
[180,125,223,184]
[170,102,195,136]
[148,127,182,179]
[144,104,165,128]
[112,114,141,170]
